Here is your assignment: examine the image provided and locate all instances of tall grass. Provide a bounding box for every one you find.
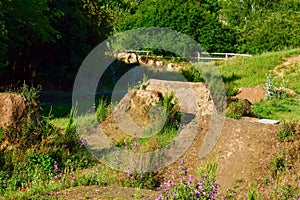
[96,98,110,122]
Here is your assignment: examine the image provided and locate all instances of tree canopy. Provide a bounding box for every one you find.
[0,0,299,88]
[120,0,237,53]
[221,0,300,53]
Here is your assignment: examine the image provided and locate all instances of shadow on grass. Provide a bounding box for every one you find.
[222,73,241,84]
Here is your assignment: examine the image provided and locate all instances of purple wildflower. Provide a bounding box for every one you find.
[167,180,171,187]
[54,161,59,171]
[183,167,187,176]
[140,173,144,179]
[125,171,130,177]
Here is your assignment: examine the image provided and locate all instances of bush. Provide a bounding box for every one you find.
[225,83,238,98]
[181,65,204,82]
[226,99,252,119]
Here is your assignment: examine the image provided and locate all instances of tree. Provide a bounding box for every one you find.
[221,0,300,53]
[242,11,300,54]
[120,0,237,53]
[1,0,59,86]
[0,2,8,70]
[0,0,116,88]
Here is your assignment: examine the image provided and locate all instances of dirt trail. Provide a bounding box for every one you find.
[50,185,159,200]
[273,54,300,77]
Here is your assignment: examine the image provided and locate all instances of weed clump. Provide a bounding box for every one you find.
[265,74,289,100]
[96,98,111,122]
[277,122,297,142]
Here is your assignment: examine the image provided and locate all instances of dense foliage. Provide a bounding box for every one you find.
[0,0,126,88]
[120,0,237,53]
[0,0,299,88]
[221,0,300,53]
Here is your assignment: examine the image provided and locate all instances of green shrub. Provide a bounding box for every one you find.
[124,171,156,189]
[225,83,238,98]
[271,156,286,177]
[247,185,262,200]
[226,99,251,120]
[181,65,204,82]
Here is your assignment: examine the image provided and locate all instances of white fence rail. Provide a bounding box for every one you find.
[116,50,252,61]
[194,52,252,61]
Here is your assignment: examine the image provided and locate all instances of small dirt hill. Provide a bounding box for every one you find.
[158,116,278,198]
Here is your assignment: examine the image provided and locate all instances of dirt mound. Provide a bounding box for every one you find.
[114,89,162,128]
[0,93,27,130]
[158,116,279,197]
[235,87,265,104]
[60,115,279,199]
[141,79,213,116]
[97,79,213,144]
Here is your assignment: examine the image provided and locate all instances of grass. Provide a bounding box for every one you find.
[217,48,300,122]
[117,125,180,153]
[251,98,300,121]
[219,48,300,89]
[41,103,72,129]
[0,163,123,200]
[41,103,72,118]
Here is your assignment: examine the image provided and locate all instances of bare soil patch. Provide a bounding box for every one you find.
[50,185,159,200]
[234,87,265,104]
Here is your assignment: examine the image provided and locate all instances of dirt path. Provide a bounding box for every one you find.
[50,185,159,200]
[273,54,300,77]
